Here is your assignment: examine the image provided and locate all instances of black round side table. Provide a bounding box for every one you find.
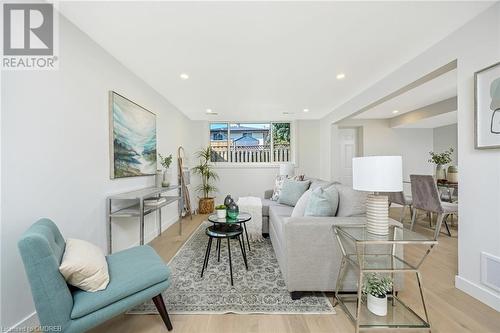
[207,212,252,252]
[200,224,248,286]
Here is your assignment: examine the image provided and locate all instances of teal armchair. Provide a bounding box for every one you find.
[18,218,173,332]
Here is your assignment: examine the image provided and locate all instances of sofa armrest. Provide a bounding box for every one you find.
[264,189,274,199]
[283,216,403,292]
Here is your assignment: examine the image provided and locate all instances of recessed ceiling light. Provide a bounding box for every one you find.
[303,109,309,113]
[206,109,213,113]
[336,73,346,80]
[392,110,399,114]
[180,73,189,80]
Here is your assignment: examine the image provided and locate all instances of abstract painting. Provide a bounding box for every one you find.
[475,61,500,149]
[109,91,157,178]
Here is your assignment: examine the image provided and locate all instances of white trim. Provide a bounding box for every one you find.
[7,312,39,332]
[455,275,500,312]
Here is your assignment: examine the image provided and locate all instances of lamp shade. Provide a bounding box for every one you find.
[352,156,402,192]
[279,163,295,176]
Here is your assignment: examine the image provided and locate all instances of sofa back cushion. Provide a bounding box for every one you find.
[291,189,312,217]
[277,179,311,206]
[308,178,339,191]
[304,186,339,217]
[335,184,368,217]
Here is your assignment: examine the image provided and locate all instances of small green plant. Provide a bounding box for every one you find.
[215,204,226,210]
[428,148,454,166]
[362,274,393,298]
[192,146,219,198]
[159,153,173,169]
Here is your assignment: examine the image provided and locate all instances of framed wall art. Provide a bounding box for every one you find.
[475,61,500,149]
[109,91,157,178]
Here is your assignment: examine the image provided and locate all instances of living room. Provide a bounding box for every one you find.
[2,1,500,333]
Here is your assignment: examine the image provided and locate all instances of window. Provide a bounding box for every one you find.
[209,122,291,163]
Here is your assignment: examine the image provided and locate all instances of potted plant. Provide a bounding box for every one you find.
[215,205,227,219]
[158,153,173,187]
[192,146,219,214]
[362,273,393,316]
[428,148,454,181]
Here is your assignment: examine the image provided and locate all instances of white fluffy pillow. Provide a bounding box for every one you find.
[59,238,110,292]
[291,189,312,217]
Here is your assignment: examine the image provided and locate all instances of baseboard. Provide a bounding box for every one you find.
[7,312,39,332]
[455,275,500,311]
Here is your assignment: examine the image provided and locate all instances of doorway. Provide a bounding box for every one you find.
[338,127,360,186]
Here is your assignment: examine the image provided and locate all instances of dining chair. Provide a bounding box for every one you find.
[409,175,458,239]
[382,191,413,223]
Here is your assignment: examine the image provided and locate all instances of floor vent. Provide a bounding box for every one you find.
[481,252,500,292]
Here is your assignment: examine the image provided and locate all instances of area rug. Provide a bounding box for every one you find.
[130,221,336,314]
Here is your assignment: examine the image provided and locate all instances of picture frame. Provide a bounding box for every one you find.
[474,61,500,149]
[109,91,157,178]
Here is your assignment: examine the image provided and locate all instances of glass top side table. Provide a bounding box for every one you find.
[207,212,252,252]
[333,224,437,333]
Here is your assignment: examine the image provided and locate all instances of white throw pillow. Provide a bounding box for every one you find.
[291,189,312,217]
[59,238,110,292]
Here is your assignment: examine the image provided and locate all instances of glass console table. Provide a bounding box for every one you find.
[107,185,183,254]
[333,224,437,333]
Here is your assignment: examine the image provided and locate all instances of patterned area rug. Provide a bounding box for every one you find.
[130,221,335,314]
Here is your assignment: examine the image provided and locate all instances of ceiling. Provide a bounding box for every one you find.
[394,110,458,128]
[58,1,493,121]
[354,69,457,119]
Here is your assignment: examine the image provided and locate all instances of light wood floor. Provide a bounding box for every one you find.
[90,210,500,333]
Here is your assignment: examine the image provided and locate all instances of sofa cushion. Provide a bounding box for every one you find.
[291,189,312,217]
[70,245,170,319]
[308,178,337,191]
[269,205,294,243]
[335,184,368,217]
[278,179,311,206]
[262,198,289,217]
[305,186,339,217]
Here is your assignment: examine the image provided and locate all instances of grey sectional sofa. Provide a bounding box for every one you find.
[262,178,401,299]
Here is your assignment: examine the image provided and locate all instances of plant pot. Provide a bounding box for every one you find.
[447,165,458,183]
[155,170,163,187]
[435,165,447,181]
[367,293,387,316]
[216,209,226,219]
[162,169,172,187]
[199,197,215,214]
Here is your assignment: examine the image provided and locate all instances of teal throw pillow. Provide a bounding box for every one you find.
[304,186,339,217]
[277,179,311,206]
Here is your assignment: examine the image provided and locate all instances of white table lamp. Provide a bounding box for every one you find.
[353,156,402,235]
[279,163,295,177]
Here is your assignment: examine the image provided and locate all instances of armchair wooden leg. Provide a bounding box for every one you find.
[152,294,173,331]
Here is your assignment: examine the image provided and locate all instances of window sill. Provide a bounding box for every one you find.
[212,163,288,169]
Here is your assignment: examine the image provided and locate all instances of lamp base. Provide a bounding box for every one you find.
[366,194,389,236]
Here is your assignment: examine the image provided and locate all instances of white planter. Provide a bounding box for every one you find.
[367,293,387,316]
[216,209,226,219]
[162,169,172,187]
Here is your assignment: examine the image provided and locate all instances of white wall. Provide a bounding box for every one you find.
[433,124,458,166]
[321,3,500,311]
[1,16,201,328]
[296,120,321,178]
[332,119,434,183]
[191,120,321,206]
